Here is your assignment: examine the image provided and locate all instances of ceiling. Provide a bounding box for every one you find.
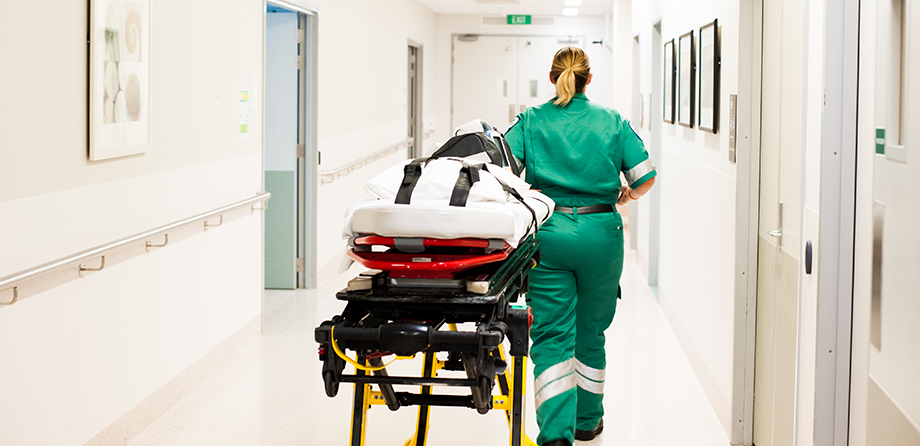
[415,0,613,16]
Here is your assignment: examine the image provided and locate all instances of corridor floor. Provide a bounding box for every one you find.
[130,250,729,446]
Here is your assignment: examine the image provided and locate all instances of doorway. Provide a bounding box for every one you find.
[451,34,585,132]
[263,3,317,290]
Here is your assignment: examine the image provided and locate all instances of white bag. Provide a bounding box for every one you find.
[366,158,530,204]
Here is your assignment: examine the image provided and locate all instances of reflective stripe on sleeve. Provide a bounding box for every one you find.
[574,359,606,394]
[624,159,656,186]
[534,358,577,411]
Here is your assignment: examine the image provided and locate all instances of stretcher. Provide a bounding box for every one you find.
[314,234,541,445]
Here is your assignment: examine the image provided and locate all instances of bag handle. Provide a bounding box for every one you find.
[394,158,427,205]
[448,163,481,207]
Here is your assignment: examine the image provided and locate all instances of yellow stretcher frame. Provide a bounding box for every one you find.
[347,329,538,446]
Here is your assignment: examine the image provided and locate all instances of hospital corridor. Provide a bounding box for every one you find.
[1,0,918,446]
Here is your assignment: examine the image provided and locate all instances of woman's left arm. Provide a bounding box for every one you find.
[617,176,655,206]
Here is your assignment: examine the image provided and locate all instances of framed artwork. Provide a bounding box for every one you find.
[698,19,720,133]
[678,30,696,128]
[89,0,151,160]
[663,39,676,124]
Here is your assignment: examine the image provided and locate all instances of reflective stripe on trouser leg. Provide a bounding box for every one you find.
[574,359,605,394]
[534,358,577,410]
[574,359,607,432]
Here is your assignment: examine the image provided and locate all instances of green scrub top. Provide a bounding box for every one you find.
[504,93,656,207]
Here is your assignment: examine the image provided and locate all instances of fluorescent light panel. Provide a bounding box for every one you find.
[562,7,578,16]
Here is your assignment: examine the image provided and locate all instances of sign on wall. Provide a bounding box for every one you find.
[507,15,532,25]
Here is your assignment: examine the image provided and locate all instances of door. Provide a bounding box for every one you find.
[264,7,298,289]
[752,0,806,444]
[517,36,584,113]
[851,1,920,444]
[452,35,519,131]
[452,35,583,132]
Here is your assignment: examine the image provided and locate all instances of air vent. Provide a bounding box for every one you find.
[482,16,555,26]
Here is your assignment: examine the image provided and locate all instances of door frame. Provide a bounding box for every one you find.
[263,0,319,288]
[648,22,662,288]
[408,40,424,158]
[732,0,764,444]
[813,0,859,443]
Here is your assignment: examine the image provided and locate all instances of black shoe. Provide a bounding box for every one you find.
[574,418,604,441]
[543,440,572,446]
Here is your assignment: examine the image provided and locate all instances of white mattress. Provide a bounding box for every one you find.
[343,189,554,248]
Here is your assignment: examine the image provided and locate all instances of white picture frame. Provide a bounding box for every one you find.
[89,0,151,160]
[663,39,676,124]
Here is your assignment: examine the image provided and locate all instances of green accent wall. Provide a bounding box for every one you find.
[264,170,296,289]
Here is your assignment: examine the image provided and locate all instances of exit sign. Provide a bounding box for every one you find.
[507,15,532,25]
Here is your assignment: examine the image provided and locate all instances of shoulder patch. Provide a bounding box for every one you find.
[625,120,643,143]
[506,115,521,133]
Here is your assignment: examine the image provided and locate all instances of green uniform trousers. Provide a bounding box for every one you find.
[528,208,624,446]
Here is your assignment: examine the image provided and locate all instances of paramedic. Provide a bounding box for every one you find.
[504,46,656,446]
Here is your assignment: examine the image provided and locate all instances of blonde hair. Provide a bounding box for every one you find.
[551,47,591,106]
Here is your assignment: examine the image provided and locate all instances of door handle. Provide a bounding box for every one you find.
[805,241,813,275]
[509,104,515,122]
[769,201,784,248]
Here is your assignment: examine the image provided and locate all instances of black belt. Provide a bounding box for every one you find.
[553,204,615,215]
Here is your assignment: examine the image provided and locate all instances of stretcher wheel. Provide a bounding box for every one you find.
[478,376,493,414]
[323,370,339,398]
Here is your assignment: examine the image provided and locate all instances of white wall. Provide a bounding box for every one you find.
[630,0,740,434]
[310,0,439,271]
[433,14,616,144]
[0,0,264,444]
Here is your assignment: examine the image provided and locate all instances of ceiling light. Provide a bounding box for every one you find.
[562,8,578,16]
[564,0,582,6]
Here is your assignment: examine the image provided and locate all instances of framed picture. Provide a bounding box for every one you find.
[698,19,720,133]
[89,0,151,160]
[678,30,696,128]
[663,39,676,124]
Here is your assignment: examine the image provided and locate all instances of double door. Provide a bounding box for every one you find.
[452,35,584,132]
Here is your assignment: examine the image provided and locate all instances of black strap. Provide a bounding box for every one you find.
[394,159,426,205]
[448,163,482,207]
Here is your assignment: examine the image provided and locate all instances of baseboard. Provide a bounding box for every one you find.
[83,316,262,446]
[659,296,732,436]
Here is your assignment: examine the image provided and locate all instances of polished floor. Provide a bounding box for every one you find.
[130,248,729,446]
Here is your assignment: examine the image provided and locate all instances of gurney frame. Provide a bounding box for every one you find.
[314,236,540,446]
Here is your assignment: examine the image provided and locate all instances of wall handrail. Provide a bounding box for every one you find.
[320,137,413,184]
[0,192,271,306]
